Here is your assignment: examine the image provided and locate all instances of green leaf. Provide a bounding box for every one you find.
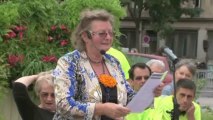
[0,37,3,42]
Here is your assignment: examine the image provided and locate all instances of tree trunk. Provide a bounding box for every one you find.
[135,20,142,52]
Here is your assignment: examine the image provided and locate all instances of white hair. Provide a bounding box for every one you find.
[146,59,165,70]
[34,70,54,96]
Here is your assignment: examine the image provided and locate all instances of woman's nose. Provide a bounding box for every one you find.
[47,95,54,101]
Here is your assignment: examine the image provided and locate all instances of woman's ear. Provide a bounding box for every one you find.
[81,32,89,43]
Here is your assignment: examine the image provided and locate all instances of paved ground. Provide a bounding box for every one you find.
[197,86,213,109]
[195,70,213,109]
[197,97,213,109]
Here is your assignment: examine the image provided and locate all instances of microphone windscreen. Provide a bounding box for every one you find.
[100,50,106,55]
[160,46,167,53]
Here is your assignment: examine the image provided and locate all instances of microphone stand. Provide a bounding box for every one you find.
[168,60,179,120]
[160,46,180,119]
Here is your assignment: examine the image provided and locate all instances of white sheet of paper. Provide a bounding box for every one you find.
[127,72,168,113]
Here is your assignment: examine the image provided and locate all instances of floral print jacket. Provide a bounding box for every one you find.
[53,50,135,120]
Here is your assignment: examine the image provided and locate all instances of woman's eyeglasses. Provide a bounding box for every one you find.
[88,30,114,38]
[40,92,55,98]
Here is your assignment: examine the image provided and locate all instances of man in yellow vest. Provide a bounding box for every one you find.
[126,79,201,120]
[152,79,201,120]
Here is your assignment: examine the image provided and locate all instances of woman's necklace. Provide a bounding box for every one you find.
[90,60,105,76]
[87,55,103,64]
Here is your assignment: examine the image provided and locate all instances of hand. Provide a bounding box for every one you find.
[15,74,39,87]
[102,103,130,119]
[153,83,164,97]
[186,103,195,120]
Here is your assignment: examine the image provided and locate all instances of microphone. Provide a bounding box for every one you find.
[160,46,178,63]
[100,50,106,55]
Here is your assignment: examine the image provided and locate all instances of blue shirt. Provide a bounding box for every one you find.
[162,81,174,95]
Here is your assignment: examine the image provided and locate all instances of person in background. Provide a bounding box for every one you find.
[13,71,55,120]
[128,62,152,92]
[53,9,163,120]
[125,62,153,120]
[152,79,201,120]
[162,59,197,96]
[146,59,165,73]
[130,48,138,53]
[146,59,172,85]
[107,47,130,80]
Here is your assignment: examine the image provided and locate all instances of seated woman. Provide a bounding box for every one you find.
[13,71,55,120]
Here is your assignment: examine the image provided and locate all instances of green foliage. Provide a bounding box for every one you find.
[145,0,202,37]
[0,1,125,119]
[15,0,61,41]
[202,109,213,120]
[0,42,10,98]
[0,1,19,40]
[121,0,202,39]
[0,36,72,87]
[61,0,126,32]
[0,55,9,97]
[195,78,206,99]
[0,0,126,92]
[60,0,126,46]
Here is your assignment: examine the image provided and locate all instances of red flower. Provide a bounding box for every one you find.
[60,24,67,30]
[4,31,16,39]
[63,28,69,33]
[20,26,27,31]
[9,31,16,38]
[13,25,27,32]
[7,54,24,66]
[60,40,69,46]
[51,25,57,31]
[19,32,24,40]
[41,55,58,63]
[48,36,54,42]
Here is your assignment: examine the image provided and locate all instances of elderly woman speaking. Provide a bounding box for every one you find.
[53,9,163,120]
